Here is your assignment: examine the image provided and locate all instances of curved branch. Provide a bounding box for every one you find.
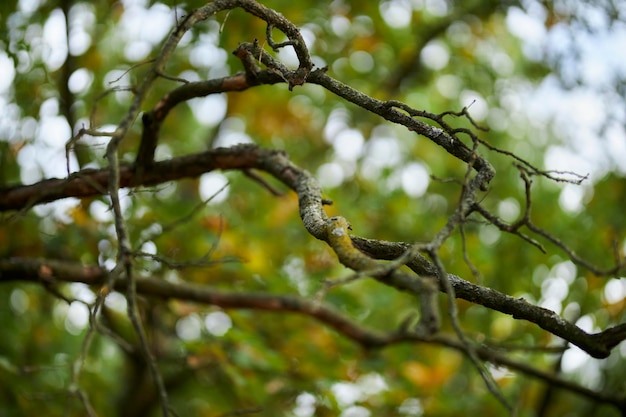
[2,144,624,359]
[351,235,626,359]
[1,257,625,410]
[135,71,284,170]
[307,70,495,189]
[132,0,310,170]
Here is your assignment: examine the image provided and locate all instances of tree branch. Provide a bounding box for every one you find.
[2,143,624,359]
[0,145,262,211]
[1,256,625,411]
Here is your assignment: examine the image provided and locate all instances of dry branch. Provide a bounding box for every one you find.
[1,256,625,410]
[1,144,624,359]
[3,0,626,414]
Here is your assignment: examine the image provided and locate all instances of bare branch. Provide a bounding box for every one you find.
[4,1,626,414]
[0,145,262,211]
[2,257,625,410]
[349,235,626,359]
[2,144,624,359]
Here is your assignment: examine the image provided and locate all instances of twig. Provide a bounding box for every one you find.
[430,251,512,412]
[138,182,230,246]
[135,251,240,270]
[243,169,285,196]
[3,257,625,409]
[107,119,171,415]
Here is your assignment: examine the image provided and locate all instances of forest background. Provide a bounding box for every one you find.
[1,0,626,416]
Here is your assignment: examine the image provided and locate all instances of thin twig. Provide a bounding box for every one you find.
[138,183,230,247]
[243,169,285,196]
[107,134,171,416]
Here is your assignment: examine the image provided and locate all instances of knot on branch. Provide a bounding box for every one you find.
[233,40,310,90]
